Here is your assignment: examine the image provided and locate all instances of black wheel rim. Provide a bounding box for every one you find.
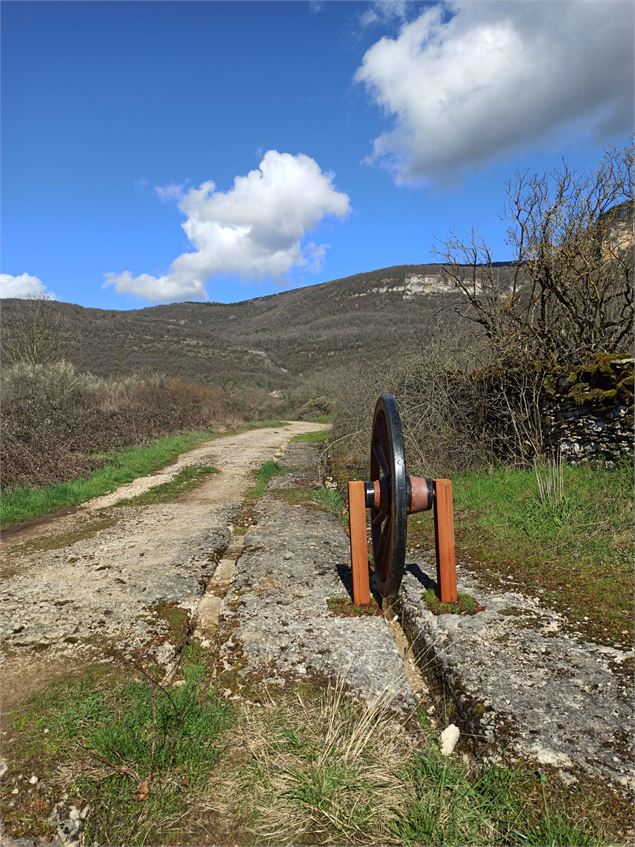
[370,394,408,599]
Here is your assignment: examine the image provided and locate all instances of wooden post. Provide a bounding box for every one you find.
[433,479,458,603]
[348,480,371,606]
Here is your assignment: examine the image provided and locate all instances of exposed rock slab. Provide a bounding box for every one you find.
[218,494,416,712]
[399,555,635,788]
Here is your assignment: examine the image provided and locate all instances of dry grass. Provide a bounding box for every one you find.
[205,679,416,845]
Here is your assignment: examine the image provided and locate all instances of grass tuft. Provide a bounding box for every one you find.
[5,650,234,845]
[423,589,484,616]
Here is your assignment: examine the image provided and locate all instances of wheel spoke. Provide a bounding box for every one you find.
[372,441,390,475]
[376,515,392,563]
[371,509,386,527]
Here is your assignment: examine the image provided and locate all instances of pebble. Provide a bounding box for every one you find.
[29,775,39,784]
[440,724,460,756]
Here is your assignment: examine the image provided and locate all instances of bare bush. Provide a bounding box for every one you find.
[1,362,241,488]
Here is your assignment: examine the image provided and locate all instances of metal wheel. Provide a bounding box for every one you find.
[369,394,408,599]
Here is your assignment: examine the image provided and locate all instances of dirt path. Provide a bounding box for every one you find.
[0,421,325,709]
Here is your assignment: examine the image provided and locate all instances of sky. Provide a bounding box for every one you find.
[1,0,632,308]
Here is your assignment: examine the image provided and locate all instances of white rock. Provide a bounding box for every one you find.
[69,806,81,820]
[440,723,460,756]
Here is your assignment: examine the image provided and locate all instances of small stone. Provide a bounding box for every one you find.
[29,775,39,784]
[69,806,81,820]
[11,787,19,795]
[440,724,460,756]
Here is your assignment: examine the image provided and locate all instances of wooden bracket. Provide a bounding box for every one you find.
[347,480,371,606]
[433,479,458,603]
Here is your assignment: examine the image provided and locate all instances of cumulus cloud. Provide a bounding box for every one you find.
[106,150,350,302]
[356,1,634,184]
[0,273,56,300]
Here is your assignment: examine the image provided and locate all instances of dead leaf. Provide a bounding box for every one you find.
[135,780,149,802]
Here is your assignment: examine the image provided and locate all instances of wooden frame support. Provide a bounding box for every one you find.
[348,480,371,606]
[433,479,458,603]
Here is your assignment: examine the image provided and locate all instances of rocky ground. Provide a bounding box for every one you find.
[400,561,634,789]
[1,425,633,845]
[208,444,419,714]
[0,423,322,709]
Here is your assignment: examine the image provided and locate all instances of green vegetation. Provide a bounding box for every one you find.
[326,596,382,617]
[4,646,234,845]
[0,430,212,527]
[291,429,331,444]
[4,665,623,845]
[236,418,288,432]
[245,460,285,499]
[410,461,633,645]
[399,752,602,847]
[270,484,344,520]
[0,418,287,528]
[208,680,613,846]
[119,464,217,506]
[423,589,483,616]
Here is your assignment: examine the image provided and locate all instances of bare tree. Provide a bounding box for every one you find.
[1,295,66,366]
[436,145,634,364]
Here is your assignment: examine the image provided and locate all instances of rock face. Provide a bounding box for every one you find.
[399,558,635,789]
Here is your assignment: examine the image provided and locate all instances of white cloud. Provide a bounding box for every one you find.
[356,1,634,184]
[360,0,412,28]
[154,182,188,203]
[0,273,56,300]
[106,150,350,302]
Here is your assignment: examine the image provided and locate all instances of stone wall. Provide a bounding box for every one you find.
[542,356,633,466]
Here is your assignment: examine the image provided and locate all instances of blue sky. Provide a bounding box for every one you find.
[1,0,632,308]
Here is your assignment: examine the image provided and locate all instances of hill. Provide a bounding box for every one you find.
[2,263,501,399]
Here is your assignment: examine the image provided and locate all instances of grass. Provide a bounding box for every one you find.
[270,484,345,520]
[205,679,614,847]
[245,460,285,499]
[4,665,624,846]
[291,430,331,444]
[410,460,633,646]
[3,645,234,845]
[326,596,382,617]
[0,418,288,528]
[236,418,288,432]
[119,464,217,506]
[423,589,484,616]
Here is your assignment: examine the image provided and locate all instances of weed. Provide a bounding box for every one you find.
[291,430,331,444]
[4,651,234,845]
[312,486,344,517]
